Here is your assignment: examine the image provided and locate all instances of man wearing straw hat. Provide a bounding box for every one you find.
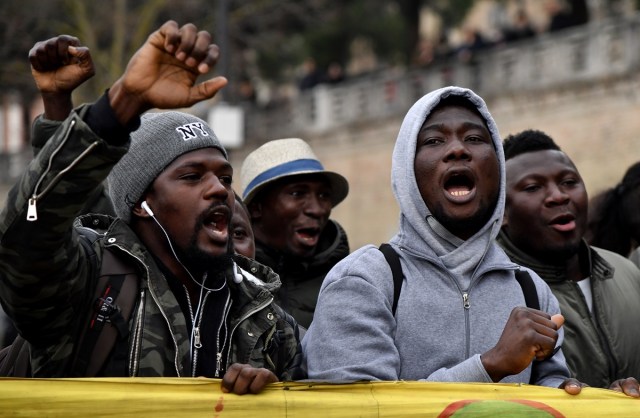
[240,138,350,328]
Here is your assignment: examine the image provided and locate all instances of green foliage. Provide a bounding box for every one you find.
[431,0,475,27]
[304,2,407,67]
[251,0,408,82]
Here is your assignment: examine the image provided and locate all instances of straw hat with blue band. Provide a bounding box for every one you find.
[240,138,349,207]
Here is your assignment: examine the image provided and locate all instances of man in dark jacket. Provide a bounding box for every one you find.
[0,21,303,395]
[240,138,350,328]
[498,129,640,397]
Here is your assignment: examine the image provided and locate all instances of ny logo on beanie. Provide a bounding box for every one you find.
[108,111,227,224]
[176,123,210,140]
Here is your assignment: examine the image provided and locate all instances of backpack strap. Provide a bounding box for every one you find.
[514,269,542,384]
[69,229,139,377]
[377,245,540,315]
[514,269,540,311]
[378,244,404,316]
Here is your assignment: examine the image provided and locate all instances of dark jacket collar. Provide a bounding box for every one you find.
[497,230,614,284]
[75,213,282,311]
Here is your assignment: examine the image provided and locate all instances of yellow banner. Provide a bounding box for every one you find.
[1,378,638,417]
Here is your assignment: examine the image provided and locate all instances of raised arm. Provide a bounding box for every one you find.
[107,20,227,126]
[0,20,226,347]
[29,35,95,121]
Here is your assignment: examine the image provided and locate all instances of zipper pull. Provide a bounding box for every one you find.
[215,352,222,378]
[462,292,470,309]
[194,327,202,349]
[27,197,38,221]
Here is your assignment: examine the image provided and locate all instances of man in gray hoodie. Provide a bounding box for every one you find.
[302,87,582,392]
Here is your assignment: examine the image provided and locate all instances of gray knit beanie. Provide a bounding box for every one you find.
[108,111,227,223]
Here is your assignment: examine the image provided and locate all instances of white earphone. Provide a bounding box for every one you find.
[142,198,241,287]
[141,201,154,217]
[233,264,243,284]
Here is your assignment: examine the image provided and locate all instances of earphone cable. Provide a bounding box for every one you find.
[149,213,226,292]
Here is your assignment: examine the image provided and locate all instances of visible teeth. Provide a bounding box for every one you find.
[450,190,470,197]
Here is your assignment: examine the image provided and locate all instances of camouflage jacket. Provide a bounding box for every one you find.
[0,104,303,378]
[30,115,116,217]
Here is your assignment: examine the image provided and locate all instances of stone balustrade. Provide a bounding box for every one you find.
[243,15,640,143]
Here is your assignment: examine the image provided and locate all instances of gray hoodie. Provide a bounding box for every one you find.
[302,86,570,387]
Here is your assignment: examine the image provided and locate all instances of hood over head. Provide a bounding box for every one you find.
[390,86,505,282]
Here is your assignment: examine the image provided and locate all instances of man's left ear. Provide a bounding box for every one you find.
[132,200,152,219]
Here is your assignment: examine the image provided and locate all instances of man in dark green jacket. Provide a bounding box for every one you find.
[240,138,350,328]
[0,21,302,394]
[497,129,640,397]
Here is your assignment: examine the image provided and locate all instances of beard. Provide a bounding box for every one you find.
[175,206,235,283]
[178,241,234,284]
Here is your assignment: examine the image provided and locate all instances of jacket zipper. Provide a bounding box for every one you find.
[397,246,477,358]
[215,292,232,378]
[462,291,471,357]
[113,244,149,377]
[458,265,519,359]
[112,244,182,376]
[190,291,211,377]
[439,270,474,359]
[393,247,526,361]
[262,325,278,370]
[184,284,195,369]
[572,280,618,380]
[128,289,146,377]
[28,119,101,221]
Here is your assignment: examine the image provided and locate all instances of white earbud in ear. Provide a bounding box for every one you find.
[233,264,243,284]
[141,201,154,217]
